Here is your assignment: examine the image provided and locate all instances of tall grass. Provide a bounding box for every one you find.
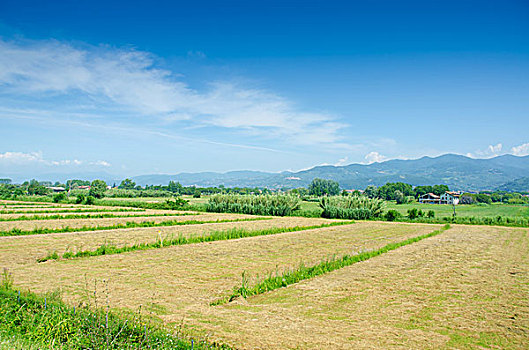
[320,196,385,220]
[206,194,301,216]
[214,224,450,305]
[0,217,270,237]
[38,221,354,262]
[0,277,227,349]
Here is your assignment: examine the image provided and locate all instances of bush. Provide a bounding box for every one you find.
[85,195,95,205]
[165,197,189,209]
[384,209,401,221]
[427,210,435,218]
[75,193,85,204]
[193,189,201,198]
[319,196,385,220]
[206,194,301,216]
[459,195,474,205]
[52,192,67,203]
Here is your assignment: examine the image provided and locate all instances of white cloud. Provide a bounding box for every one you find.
[0,151,109,168]
[0,151,44,163]
[468,143,503,158]
[364,151,387,164]
[511,143,529,156]
[0,38,346,146]
[334,156,349,166]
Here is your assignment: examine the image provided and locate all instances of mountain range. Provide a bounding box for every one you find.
[3,154,529,191]
[131,154,529,191]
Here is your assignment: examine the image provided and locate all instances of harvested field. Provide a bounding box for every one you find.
[0,212,256,231]
[7,223,439,339]
[205,225,529,349]
[2,198,527,349]
[0,216,338,267]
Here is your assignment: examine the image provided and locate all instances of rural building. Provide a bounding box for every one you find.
[440,191,460,205]
[47,186,66,192]
[419,191,460,205]
[418,193,440,204]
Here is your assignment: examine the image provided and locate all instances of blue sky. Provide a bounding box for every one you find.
[1,0,528,178]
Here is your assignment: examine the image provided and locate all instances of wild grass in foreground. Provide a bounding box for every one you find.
[0,212,198,222]
[38,221,355,262]
[212,224,451,305]
[0,217,270,237]
[0,275,227,349]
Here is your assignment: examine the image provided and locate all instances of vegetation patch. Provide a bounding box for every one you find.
[0,208,145,214]
[37,221,354,262]
[320,196,385,220]
[206,194,301,216]
[0,280,226,349]
[214,224,450,305]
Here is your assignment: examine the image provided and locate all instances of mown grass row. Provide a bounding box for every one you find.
[0,217,270,237]
[213,224,451,305]
[38,221,355,262]
[0,208,145,214]
[0,212,198,222]
[0,279,227,349]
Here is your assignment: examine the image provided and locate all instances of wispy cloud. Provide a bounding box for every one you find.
[0,38,346,147]
[0,151,110,167]
[511,143,529,156]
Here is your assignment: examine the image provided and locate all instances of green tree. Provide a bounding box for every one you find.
[27,180,49,196]
[0,179,12,185]
[89,180,107,199]
[414,185,433,198]
[432,184,450,196]
[308,178,340,196]
[119,178,136,189]
[363,185,378,198]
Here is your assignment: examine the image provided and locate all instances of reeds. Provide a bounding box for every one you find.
[206,194,301,216]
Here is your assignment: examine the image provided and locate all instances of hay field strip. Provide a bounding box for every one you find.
[0,207,146,214]
[10,222,440,333]
[207,224,529,349]
[0,210,201,221]
[0,212,264,231]
[0,217,342,268]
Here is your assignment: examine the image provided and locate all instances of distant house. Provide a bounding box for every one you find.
[418,193,440,204]
[47,186,66,193]
[419,191,460,205]
[78,185,91,190]
[440,191,460,205]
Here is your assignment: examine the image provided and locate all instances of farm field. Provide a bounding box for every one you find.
[1,200,528,349]
[298,199,529,219]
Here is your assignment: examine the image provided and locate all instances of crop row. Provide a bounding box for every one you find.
[37,221,354,262]
[0,212,197,222]
[0,217,270,237]
[213,224,451,305]
[0,208,146,214]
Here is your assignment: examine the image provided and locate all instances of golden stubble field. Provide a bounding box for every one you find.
[1,200,527,349]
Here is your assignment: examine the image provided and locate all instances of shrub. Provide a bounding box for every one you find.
[165,197,189,209]
[52,192,67,203]
[206,194,301,216]
[85,195,95,205]
[459,195,475,205]
[75,193,85,204]
[427,210,435,218]
[407,208,419,219]
[384,209,401,221]
[193,189,201,198]
[319,196,385,220]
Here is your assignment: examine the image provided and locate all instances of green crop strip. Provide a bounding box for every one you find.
[212,224,451,305]
[38,221,354,262]
[0,217,270,237]
[0,208,145,214]
[0,212,199,222]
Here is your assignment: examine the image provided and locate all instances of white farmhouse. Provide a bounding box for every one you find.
[440,191,460,205]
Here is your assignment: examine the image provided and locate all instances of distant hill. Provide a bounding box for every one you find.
[496,177,529,193]
[131,154,529,191]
